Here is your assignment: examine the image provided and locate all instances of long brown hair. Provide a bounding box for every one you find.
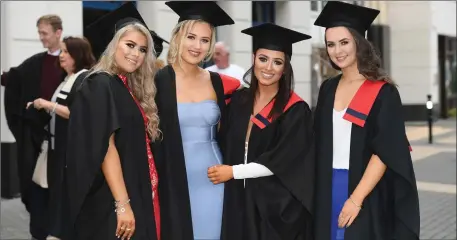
[325,27,395,85]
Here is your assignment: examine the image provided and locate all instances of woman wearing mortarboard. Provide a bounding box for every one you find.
[152,1,240,240]
[207,23,316,240]
[65,3,162,240]
[312,2,420,240]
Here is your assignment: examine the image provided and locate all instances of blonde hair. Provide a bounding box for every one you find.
[167,20,216,67]
[88,23,161,140]
[154,59,166,69]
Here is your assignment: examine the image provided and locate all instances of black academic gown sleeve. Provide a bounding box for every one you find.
[4,52,46,139]
[251,102,315,240]
[3,52,48,210]
[371,85,420,239]
[221,90,315,240]
[65,73,120,238]
[153,67,194,240]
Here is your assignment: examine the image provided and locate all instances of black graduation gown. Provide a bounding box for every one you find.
[313,75,420,240]
[153,65,239,240]
[47,70,89,238]
[65,72,157,240]
[220,89,315,240]
[3,52,50,208]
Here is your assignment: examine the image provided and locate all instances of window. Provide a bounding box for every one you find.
[352,1,364,6]
[311,0,327,12]
[310,1,319,11]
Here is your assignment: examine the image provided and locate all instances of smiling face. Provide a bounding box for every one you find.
[115,29,148,74]
[180,21,212,65]
[325,26,357,70]
[253,48,286,87]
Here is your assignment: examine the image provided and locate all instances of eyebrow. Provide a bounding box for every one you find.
[124,39,147,49]
[188,32,211,40]
[327,38,350,43]
[258,54,284,61]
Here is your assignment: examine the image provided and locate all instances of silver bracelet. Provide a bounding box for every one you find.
[51,102,58,114]
[114,199,131,215]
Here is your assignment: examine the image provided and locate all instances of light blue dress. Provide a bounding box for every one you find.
[177,100,224,240]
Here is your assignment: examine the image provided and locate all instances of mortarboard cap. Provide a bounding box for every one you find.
[314,1,379,36]
[85,2,166,59]
[241,23,311,58]
[85,2,147,59]
[165,1,234,27]
[150,30,169,58]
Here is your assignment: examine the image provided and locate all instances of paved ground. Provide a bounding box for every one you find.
[408,119,456,240]
[1,119,456,240]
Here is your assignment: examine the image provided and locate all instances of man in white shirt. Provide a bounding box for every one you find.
[205,42,248,87]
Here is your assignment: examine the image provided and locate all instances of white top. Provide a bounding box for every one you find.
[332,108,352,170]
[49,69,88,149]
[205,64,248,88]
[232,141,273,186]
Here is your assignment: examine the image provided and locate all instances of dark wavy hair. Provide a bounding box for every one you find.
[62,36,96,73]
[325,27,395,85]
[242,52,294,120]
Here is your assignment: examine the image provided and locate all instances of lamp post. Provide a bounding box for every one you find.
[426,94,433,144]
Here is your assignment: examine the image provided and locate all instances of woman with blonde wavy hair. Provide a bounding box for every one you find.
[65,3,161,240]
[153,2,240,240]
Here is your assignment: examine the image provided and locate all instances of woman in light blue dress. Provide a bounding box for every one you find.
[153,1,240,240]
[178,100,224,239]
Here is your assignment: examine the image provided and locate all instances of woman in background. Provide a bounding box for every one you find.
[28,36,96,240]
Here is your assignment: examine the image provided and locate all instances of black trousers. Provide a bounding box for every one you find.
[29,182,49,240]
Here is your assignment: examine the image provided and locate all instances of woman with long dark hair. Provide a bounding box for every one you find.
[208,23,315,240]
[28,36,96,240]
[312,2,420,240]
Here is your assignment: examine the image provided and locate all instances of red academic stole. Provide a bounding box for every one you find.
[343,80,412,151]
[219,73,241,104]
[251,92,303,129]
[118,75,161,240]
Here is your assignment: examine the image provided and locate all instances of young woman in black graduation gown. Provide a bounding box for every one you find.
[65,16,161,240]
[207,23,315,240]
[312,2,420,240]
[153,2,239,240]
[27,36,95,239]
